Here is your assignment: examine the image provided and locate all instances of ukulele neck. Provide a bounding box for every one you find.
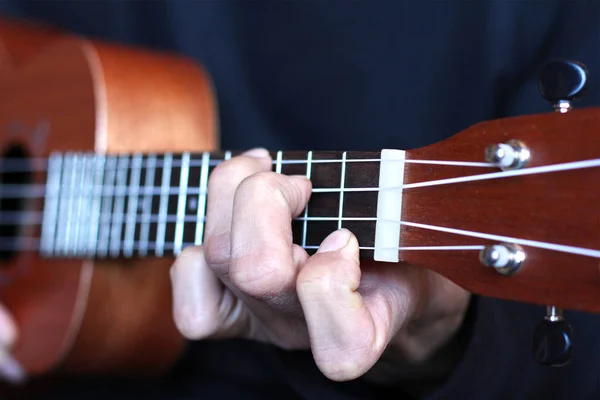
[38,150,406,262]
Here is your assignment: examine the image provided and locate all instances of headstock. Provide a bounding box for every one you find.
[401,60,598,367]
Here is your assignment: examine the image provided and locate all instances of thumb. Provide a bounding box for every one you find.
[297,229,409,382]
[0,304,26,384]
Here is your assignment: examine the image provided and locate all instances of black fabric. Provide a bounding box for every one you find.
[1,1,600,398]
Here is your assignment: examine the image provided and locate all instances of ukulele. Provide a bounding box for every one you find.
[0,19,599,384]
[0,19,65,73]
[0,20,215,383]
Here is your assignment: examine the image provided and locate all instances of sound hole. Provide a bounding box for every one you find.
[0,144,33,262]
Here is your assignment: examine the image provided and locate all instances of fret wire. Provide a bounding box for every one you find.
[63,154,80,254]
[39,153,62,256]
[68,155,84,255]
[109,157,126,256]
[87,155,106,257]
[56,155,70,255]
[54,154,73,255]
[194,152,210,245]
[275,151,282,174]
[338,152,347,230]
[109,155,129,257]
[155,153,173,256]
[74,154,93,255]
[174,152,190,254]
[74,155,87,254]
[97,156,117,257]
[301,151,313,248]
[139,154,156,256]
[124,153,142,257]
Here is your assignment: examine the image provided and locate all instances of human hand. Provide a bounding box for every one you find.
[170,149,471,381]
[0,304,25,384]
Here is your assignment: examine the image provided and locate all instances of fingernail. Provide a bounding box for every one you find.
[289,175,310,181]
[289,175,312,189]
[318,229,352,253]
[242,148,270,158]
[0,350,26,384]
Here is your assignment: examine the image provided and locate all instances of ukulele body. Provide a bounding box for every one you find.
[0,25,218,378]
[0,19,65,74]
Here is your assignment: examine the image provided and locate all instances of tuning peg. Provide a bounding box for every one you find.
[532,306,573,367]
[538,60,588,112]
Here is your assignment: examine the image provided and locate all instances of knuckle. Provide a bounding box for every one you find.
[277,179,306,211]
[297,257,359,298]
[229,255,288,300]
[208,156,262,192]
[236,172,304,211]
[297,267,334,298]
[208,158,238,187]
[237,172,280,200]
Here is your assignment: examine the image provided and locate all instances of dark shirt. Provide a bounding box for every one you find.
[1,1,599,399]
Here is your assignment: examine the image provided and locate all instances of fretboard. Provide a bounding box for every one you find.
[39,150,402,261]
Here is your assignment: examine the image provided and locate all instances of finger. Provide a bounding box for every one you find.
[0,304,25,384]
[296,229,413,381]
[170,246,249,340]
[203,148,272,277]
[229,172,311,307]
[0,351,26,385]
[0,304,16,347]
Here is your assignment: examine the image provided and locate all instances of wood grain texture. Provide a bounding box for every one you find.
[400,108,600,313]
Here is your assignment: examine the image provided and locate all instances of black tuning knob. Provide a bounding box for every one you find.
[532,306,573,367]
[538,60,588,110]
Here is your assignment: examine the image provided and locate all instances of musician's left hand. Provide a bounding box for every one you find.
[169,149,471,382]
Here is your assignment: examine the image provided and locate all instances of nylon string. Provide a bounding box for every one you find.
[1,216,598,258]
[0,156,495,173]
[1,157,599,258]
[1,157,598,199]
